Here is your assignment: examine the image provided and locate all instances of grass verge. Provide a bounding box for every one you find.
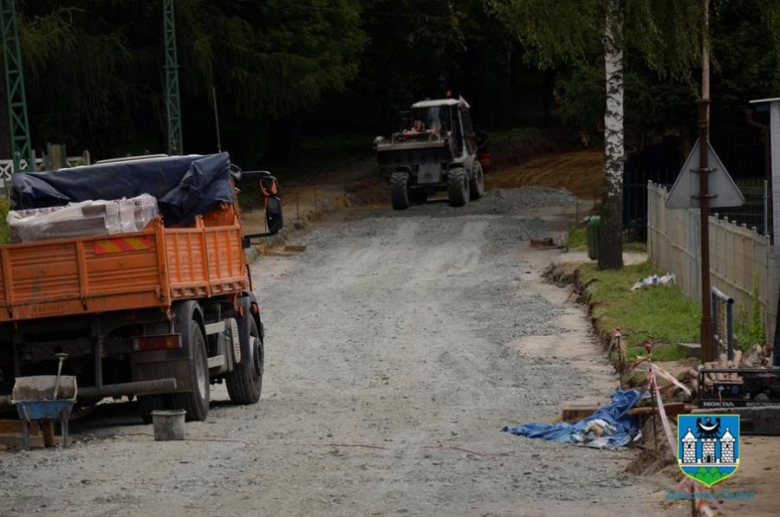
[567,225,587,250]
[566,223,646,253]
[579,261,697,361]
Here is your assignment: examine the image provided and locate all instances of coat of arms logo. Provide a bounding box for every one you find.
[677,414,740,487]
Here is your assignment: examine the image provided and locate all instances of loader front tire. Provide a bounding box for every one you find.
[390,172,410,210]
[470,162,485,200]
[447,167,470,207]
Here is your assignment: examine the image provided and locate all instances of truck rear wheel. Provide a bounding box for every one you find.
[390,172,410,210]
[170,321,210,422]
[470,162,485,200]
[447,167,470,207]
[226,299,264,405]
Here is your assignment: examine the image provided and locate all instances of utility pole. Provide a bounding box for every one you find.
[699,0,714,363]
[164,0,183,155]
[0,0,33,173]
[212,86,221,153]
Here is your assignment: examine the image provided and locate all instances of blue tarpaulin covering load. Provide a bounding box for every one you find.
[502,389,645,449]
[11,153,234,226]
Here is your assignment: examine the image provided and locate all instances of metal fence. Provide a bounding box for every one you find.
[648,182,775,340]
[711,181,771,238]
[623,168,679,241]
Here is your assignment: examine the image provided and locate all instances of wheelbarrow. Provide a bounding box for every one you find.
[12,374,77,451]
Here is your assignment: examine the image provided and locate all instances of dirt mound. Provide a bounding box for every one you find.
[490,131,553,167]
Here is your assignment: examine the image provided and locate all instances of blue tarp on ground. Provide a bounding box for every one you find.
[11,153,233,226]
[502,389,645,449]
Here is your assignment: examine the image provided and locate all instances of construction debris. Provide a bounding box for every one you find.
[630,272,676,291]
[675,345,774,395]
[503,389,645,449]
[560,400,601,423]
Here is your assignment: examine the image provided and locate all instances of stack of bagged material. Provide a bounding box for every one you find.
[7,194,158,243]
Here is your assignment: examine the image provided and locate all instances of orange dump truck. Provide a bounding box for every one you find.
[0,153,283,422]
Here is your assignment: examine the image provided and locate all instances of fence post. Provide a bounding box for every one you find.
[712,287,735,361]
[764,179,770,237]
[712,289,719,357]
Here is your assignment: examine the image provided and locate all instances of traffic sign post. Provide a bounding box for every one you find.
[697,99,714,363]
[666,100,744,363]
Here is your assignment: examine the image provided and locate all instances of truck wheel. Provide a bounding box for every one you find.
[226,300,264,405]
[470,162,485,200]
[170,321,210,422]
[390,172,410,210]
[409,189,428,205]
[447,167,470,207]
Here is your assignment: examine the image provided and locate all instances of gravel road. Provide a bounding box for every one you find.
[0,188,673,516]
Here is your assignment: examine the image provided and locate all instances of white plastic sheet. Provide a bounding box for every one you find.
[8,194,158,243]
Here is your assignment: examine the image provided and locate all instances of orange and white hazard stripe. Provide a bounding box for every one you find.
[94,236,153,255]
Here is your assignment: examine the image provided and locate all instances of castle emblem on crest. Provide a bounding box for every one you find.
[678,414,740,487]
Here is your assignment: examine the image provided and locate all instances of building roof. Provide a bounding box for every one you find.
[682,428,696,442]
[411,98,460,109]
[750,97,780,104]
[721,428,735,442]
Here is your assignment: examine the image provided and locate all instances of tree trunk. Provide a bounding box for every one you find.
[598,0,624,270]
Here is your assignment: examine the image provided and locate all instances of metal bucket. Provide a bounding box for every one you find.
[151,409,186,441]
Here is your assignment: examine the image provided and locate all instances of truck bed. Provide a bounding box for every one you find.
[0,216,247,322]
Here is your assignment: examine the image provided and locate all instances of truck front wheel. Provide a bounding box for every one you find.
[226,299,264,405]
[389,172,410,210]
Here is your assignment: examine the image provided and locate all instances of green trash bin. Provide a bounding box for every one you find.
[586,216,601,260]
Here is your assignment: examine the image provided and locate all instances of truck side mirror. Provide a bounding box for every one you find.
[265,196,283,235]
[260,175,283,235]
[259,176,280,198]
[242,174,283,247]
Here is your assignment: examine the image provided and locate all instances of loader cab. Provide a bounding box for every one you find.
[410,98,475,158]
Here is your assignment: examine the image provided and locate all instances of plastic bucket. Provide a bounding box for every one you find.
[151,409,186,441]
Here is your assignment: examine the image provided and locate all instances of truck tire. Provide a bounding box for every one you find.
[170,321,210,422]
[226,299,264,405]
[470,161,485,200]
[390,172,410,210]
[447,167,470,207]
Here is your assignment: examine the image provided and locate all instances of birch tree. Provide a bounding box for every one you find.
[489,0,705,269]
[600,0,624,269]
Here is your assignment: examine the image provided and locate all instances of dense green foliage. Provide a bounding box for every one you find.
[2,0,366,163]
[490,0,780,146]
[0,0,778,169]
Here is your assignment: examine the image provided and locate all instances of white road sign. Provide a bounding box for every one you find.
[666,139,745,209]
